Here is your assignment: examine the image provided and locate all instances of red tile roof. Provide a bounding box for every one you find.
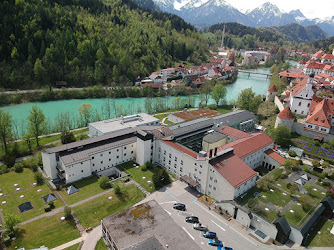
[290,77,309,97]
[265,149,285,165]
[277,106,294,120]
[305,61,325,69]
[210,153,257,188]
[313,50,323,58]
[306,97,334,128]
[268,84,277,92]
[217,126,251,139]
[322,54,334,59]
[217,133,274,159]
[162,140,197,159]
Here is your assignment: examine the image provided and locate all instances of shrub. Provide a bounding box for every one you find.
[323,181,331,187]
[152,169,170,189]
[141,165,147,171]
[44,204,51,212]
[2,232,11,247]
[288,150,297,157]
[322,161,330,168]
[13,163,23,173]
[287,183,292,189]
[248,198,259,211]
[48,201,55,209]
[299,159,303,165]
[98,176,110,189]
[314,140,321,146]
[35,172,44,185]
[145,162,153,169]
[0,164,8,175]
[113,182,121,194]
[312,159,320,167]
[207,104,217,110]
[64,206,72,220]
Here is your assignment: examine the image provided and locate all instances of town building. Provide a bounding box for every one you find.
[88,113,160,137]
[102,200,201,250]
[289,76,314,116]
[266,84,278,102]
[42,110,283,201]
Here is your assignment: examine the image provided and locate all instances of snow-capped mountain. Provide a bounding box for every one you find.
[151,0,334,35]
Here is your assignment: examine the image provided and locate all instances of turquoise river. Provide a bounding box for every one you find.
[1,67,275,136]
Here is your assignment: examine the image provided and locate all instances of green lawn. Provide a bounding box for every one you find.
[283,203,315,228]
[304,218,334,247]
[258,187,292,206]
[0,168,35,195]
[256,206,278,223]
[217,108,233,114]
[304,185,327,200]
[65,243,81,250]
[73,184,144,228]
[59,176,110,205]
[0,184,63,221]
[95,238,108,250]
[119,162,159,193]
[8,213,80,249]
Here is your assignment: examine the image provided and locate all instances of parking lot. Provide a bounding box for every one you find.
[139,181,271,250]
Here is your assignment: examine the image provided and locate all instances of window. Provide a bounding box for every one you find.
[209,184,212,188]
[92,156,95,159]
[163,157,166,161]
[168,160,171,165]
[124,153,127,156]
[93,164,95,166]
[307,103,310,107]
[101,161,103,164]
[81,170,83,173]
[175,157,177,161]
[159,148,161,152]
[181,160,183,165]
[210,176,213,180]
[164,150,166,155]
[117,156,119,159]
[124,147,127,149]
[169,153,171,158]
[199,171,202,174]
[100,154,103,157]
[81,163,83,165]
[109,159,111,161]
[213,187,216,191]
[301,111,304,114]
[180,167,183,172]
[131,151,133,154]
[109,152,111,154]
[117,149,119,152]
[195,168,197,172]
[214,179,217,183]
[200,165,202,168]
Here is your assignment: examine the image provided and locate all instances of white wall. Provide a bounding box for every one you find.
[250,215,278,239]
[42,151,58,180]
[64,160,91,183]
[304,122,330,134]
[242,144,273,169]
[234,176,257,198]
[136,137,152,166]
[290,97,312,116]
[289,226,303,245]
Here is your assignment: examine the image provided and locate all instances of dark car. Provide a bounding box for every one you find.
[203,231,217,239]
[208,238,223,247]
[173,203,186,211]
[185,216,199,223]
[223,247,233,250]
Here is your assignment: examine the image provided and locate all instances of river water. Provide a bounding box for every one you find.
[1,67,273,137]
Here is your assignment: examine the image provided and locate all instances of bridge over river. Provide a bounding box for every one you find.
[238,69,272,79]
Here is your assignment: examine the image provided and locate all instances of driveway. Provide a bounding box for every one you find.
[138,181,271,250]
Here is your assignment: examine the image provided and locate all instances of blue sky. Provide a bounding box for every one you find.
[225,0,334,19]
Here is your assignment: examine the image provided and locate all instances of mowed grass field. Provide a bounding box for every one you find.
[73,184,144,228]
[8,213,80,250]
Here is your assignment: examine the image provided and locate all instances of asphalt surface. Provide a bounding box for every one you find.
[139,181,270,250]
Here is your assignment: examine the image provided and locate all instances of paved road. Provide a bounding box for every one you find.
[138,181,269,250]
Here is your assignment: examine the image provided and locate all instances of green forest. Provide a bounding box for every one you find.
[0,0,209,90]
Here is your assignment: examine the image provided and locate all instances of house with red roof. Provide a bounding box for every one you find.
[305,96,334,134]
[303,61,326,75]
[289,76,314,116]
[275,106,294,130]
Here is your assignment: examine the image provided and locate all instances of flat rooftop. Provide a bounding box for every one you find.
[102,200,200,250]
[89,113,160,134]
[172,108,220,121]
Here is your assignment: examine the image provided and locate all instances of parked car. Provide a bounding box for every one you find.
[173,203,186,211]
[185,216,199,223]
[208,238,223,247]
[217,247,233,250]
[203,231,217,239]
[193,223,208,231]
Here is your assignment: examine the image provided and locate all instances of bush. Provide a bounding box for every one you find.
[98,176,110,189]
[152,169,170,189]
[314,140,321,146]
[312,159,320,167]
[48,201,55,209]
[288,150,297,157]
[113,182,121,194]
[13,163,23,173]
[287,183,292,189]
[61,132,76,144]
[2,232,11,247]
[0,164,8,175]
[44,204,51,212]
[207,104,217,110]
[64,206,72,220]
[35,172,44,185]
[323,181,331,187]
[145,162,153,169]
[141,165,147,171]
[322,161,330,168]
[299,159,303,165]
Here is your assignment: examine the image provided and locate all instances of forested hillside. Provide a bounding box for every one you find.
[0,0,208,89]
[205,22,327,50]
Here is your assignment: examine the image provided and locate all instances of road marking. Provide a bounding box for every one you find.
[186,198,198,207]
[211,220,225,231]
[182,226,195,240]
[164,209,171,215]
[195,202,257,246]
[159,201,177,205]
[165,190,181,203]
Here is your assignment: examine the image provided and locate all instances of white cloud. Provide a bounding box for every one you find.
[225,0,334,19]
